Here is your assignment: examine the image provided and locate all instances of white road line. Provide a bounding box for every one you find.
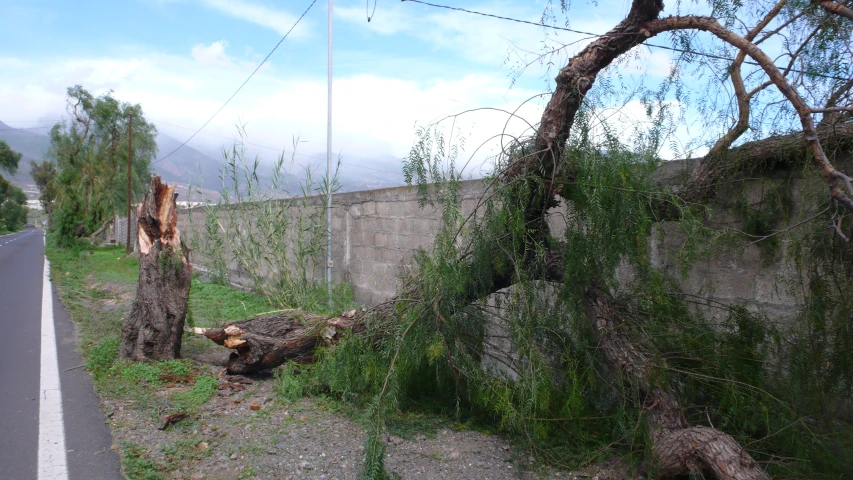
[38,234,68,480]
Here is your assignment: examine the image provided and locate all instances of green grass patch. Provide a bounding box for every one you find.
[171,375,217,412]
[188,278,272,328]
[121,442,164,480]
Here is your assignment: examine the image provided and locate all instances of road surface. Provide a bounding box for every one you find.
[0,228,123,479]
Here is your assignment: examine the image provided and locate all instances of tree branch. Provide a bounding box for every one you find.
[818,0,853,21]
[645,14,853,214]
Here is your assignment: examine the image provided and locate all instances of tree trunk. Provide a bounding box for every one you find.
[120,176,192,361]
[584,284,769,480]
[196,298,403,374]
[196,310,362,373]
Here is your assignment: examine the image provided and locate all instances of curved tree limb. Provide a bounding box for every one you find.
[585,285,770,480]
[818,0,853,21]
[644,14,853,215]
[681,1,787,203]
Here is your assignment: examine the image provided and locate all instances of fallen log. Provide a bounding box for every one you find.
[195,309,364,374]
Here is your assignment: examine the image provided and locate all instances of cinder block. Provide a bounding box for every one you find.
[380,218,397,232]
[374,232,388,247]
[390,201,407,217]
[376,202,391,216]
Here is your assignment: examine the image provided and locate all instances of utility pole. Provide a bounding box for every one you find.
[326,0,333,303]
[126,112,133,254]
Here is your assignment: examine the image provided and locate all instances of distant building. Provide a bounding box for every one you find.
[176,200,209,208]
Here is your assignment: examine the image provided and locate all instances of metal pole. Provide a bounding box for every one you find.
[126,112,133,254]
[326,0,333,303]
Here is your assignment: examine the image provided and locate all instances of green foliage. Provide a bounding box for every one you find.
[121,443,163,480]
[274,363,308,403]
[731,178,794,264]
[187,277,272,328]
[0,141,27,233]
[307,113,853,478]
[189,127,355,314]
[45,85,156,244]
[0,139,21,176]
[0,175,28,233]
[29,159,57,216]
[86,336,121,381]
[171,375,217,412]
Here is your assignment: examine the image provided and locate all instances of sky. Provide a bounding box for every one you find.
[0,0,682,180]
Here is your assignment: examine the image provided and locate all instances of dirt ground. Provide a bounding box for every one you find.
[86,278,626,480]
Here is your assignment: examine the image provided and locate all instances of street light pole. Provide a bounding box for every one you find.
[326,0,333,303]
[126,112,133,254]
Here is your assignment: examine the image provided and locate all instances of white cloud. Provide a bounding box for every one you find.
[0,48,544,175]
[335,0,628,75]
[191,40,232,67]
[199,0,313,39]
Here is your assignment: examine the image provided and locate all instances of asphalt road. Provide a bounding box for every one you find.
[0,228,123,479]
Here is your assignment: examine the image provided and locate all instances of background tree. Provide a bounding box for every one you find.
[0,139,22,176]
[28,159,57,217]
[0,140,27,233]
[45,85,156,244]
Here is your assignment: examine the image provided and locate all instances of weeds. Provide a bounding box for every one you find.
[188,127,355,314]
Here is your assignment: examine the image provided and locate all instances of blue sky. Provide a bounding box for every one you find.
[0,0,681,176]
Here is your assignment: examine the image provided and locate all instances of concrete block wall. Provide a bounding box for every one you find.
[175,180,489,305]
[113,214,138,249]
[171,162,823,321]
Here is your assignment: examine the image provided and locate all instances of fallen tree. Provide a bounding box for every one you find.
[189,1,853,478]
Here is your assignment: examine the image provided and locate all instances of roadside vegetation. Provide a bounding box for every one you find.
[30,85,156,245]
[0,139,28,233]
[47,240,539,480]
[46,241,267,478]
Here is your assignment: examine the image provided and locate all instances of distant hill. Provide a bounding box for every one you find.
[0,121,52,188]
[0,120,409,200]
[153,134,226,193]
[0,121,225,200]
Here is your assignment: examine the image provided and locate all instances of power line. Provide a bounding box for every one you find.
[153,0,318,166]
[400,0,848,82]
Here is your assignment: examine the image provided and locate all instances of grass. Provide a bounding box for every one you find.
[46,241,458,479]
[188,279,272,328]
[44,242,278,478]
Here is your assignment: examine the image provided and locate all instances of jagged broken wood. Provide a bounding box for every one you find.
[120,176,192,361]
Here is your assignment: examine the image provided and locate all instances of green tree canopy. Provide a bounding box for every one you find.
[45,85,157,243]
[0,140,22,176]
[0,141,27,233]
[29,159,57,215]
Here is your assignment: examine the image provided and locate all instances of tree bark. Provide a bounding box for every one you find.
[680,122,853,203]
[196,298,404,374]
[818,0,853,21]
[643,14,853,213]
[197,310,363,374]
[120,176,192,361]
[584,285,769,480]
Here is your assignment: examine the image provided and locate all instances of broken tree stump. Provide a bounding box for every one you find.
[120,176,192,361]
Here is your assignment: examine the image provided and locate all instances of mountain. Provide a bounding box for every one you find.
[0,121,52,189]
[153,134,225,193]
[0,120,410,200]
[0,121,225,200]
